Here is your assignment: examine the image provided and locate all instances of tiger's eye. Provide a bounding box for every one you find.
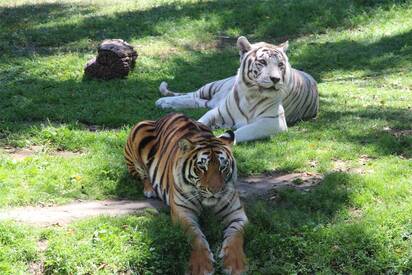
[278,62,284,67]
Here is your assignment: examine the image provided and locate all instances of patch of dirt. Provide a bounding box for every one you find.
[216,34,237,48]
[237,172,323,199]
[349,208,363,219]
[28,240,48,275]
[1,145,83,161]
[0,200,163,227]
[383,127,412,138]
[332,155,375,174]
[28,261,44,275]
[0,173,323,227]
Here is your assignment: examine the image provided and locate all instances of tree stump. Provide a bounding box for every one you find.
[84,39,138,80]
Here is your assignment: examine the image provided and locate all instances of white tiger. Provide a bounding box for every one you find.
[155,36,319,142]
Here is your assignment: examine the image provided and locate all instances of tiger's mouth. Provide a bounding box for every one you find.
[258,81,274,89]
[200,188,226,200]
[258,85,280,93]
[201,197,218,207]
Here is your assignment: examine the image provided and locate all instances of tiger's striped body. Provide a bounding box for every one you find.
[124,113,248,274]
[156,37,319,142]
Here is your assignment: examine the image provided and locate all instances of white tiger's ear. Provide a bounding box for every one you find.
[237,36,252,53]
[218,130,235,147]
[178,138,194,152]
[278,40,289,52]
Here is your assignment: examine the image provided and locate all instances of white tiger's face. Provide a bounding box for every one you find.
[238,37,290,93]
[250,47,288,89]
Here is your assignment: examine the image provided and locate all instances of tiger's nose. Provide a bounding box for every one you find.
[270,76,280,83]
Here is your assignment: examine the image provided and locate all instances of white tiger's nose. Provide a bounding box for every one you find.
[270,76,280,83]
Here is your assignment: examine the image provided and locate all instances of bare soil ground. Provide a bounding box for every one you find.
[1,145,82,160]
[0,173,322,227]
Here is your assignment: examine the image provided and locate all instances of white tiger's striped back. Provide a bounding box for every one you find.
[283,69,319,125]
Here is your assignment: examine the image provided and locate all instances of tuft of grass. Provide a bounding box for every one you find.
[0,222,38,274]
[42,212,190,274]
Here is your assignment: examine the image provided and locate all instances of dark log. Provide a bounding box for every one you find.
[84,39,138,80]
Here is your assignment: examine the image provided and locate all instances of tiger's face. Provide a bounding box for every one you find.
[177,131,236,206]
[238,36,290,93]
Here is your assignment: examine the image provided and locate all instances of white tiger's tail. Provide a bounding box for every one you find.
[159,81,183,97]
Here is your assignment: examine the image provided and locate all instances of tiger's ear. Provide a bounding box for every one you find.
[178,138,194,152]
[237,36,252,53]
[218,130,235,147]
[278,40,289,52]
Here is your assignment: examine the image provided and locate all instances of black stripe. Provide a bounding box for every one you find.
[233,86,248,121]
[218,107,226,125]
[224,217,245,231]
[174,202,198,213]
[221,205,243,221]
[225,100,235,125]
[215,192,236,216]
[138,136,154,153]
[250,98,266,114]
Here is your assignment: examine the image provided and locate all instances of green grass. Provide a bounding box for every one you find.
[0,0,412,273]
[0,222,38,274]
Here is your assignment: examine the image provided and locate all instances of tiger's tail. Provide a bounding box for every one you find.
[159,81,183,96]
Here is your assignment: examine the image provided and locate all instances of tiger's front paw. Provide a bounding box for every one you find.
[188,247,214,275]
[155,97,175,109]
[220,234,246,275]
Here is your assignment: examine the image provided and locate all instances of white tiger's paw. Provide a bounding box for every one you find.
[144,190,157,199]
[155,97,176,109]
[159,81,169,96]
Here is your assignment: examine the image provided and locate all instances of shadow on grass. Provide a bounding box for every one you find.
[1,0,409,55]
[2,24,411,125]
[0,0,410,128]
[42,213,190,274]
[243,172,406,273]
[319,106,412,157]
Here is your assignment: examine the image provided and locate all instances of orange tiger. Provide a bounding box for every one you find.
[124,113,248,275]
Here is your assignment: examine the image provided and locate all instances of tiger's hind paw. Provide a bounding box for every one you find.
[143,179,157,199]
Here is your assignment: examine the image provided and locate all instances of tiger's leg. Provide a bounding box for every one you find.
[125,142,157,199]
[131,163,157,199]
[155,93,208,109]
[198,107,233,130]
[155,77,235,110]
[171,204,214,275]
[214,193,248,275]
[234,115,288,143]
[142,178,156,198]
